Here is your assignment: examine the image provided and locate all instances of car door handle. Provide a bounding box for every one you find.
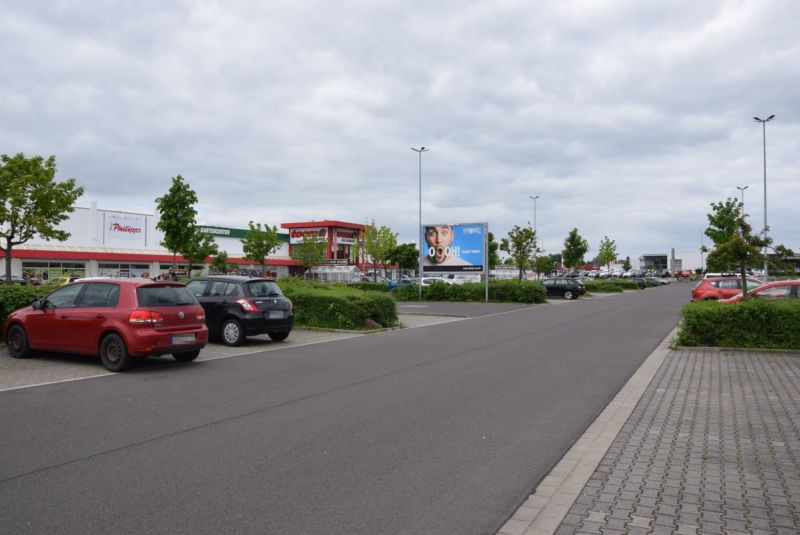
[95,314,105,319]
[59,314,70,319]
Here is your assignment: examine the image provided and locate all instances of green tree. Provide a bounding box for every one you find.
[363,220,398,280]
[0,153,84,282]
[211,251,235,274]
[562,228,589,269]
[500,225,538,280]
[597,236,618,272]
[535,254,557,278]
[622,256,632,272]
[487,232,501,269]
[386,243,418,276]
[242,221,282,276]
[181,229,219,277]
[289,234,327,273]
[704,198,768,300]
[155,175,200,267]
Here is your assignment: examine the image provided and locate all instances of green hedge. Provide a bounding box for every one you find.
[278,278,398,329]
[584,281,625,293]
[393,280,546,304]
[346,282,390,293]
[676,299,800,349]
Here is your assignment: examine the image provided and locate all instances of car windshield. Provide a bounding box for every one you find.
[136,285,198,306]
[246,280,282,297]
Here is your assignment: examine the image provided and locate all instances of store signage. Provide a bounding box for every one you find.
[289,228,328,244]
[200,226,231,236]
[105,214,146,243]
[336,229,358,245]
[325,259,349,265]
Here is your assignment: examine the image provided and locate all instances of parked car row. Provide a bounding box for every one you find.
[691,276,764,301]
[3,275,294,372]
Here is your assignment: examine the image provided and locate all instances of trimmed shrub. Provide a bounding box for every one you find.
[347,282,390,293]
[676,299,800,349]
[279,278,397,329]
[394,280,546,304]
[584,281,625,293]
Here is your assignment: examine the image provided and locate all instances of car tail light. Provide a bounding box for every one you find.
[286,299,293,312]
[129,310,165,325]
[196,309,206,321]
[235,298,259,312]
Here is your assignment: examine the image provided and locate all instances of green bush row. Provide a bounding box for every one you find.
[583,281,625,292]
[283,287,397,329]
[676,299,800,349]
[346,282,390,293]
[278,278,398,329]
[393,280,546,304]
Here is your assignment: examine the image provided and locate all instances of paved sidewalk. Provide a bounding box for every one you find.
[500,344,800,534]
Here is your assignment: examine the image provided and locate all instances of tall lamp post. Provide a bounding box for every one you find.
[528,195,540,234]
[736,185,749,214]
[411,146,429,299]
[699,229,705,275]
[754,115,775,278]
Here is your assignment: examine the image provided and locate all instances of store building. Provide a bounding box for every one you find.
[1,203,296,281]
[1,204,396,281]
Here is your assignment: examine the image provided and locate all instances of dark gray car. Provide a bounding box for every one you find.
[186,275,293,346]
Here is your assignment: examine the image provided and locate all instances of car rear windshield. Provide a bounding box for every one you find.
[246,280,283,297]
[136,285,198,307]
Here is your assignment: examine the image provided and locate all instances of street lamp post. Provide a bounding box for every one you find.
[754,115,775,278]
[700,229,705,275]
[528,195,539,235]
[411,146,428,299]
[736,185,749,214]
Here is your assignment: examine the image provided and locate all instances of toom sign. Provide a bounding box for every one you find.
[289,228,328,244]
[336,230,358,245]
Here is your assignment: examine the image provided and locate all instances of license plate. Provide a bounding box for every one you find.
[172,334,195,344]
[269,311,284,319]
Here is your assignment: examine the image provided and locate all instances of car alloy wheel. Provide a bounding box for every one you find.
[564,290,574,300]
[221,319,245,346]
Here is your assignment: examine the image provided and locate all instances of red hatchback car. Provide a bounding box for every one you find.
[690,276,763,301]
[722,280,800,303]
[3,279,208,372]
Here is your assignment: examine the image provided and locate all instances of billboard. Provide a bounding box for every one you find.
[421,222,486,273]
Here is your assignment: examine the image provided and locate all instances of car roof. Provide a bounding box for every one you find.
[190,275,273,283]
[70,278,185,287]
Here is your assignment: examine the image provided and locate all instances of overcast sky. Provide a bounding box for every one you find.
[2,1,798,266]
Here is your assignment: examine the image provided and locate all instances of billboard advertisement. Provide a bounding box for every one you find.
[421,222,486,273]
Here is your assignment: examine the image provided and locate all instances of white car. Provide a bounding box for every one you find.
[420,276,454,286]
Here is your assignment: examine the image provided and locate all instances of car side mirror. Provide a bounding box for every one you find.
[32,300,44,310]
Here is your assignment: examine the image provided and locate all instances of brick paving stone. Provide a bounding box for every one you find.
[551,349,800,535]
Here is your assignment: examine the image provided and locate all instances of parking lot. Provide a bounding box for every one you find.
[0,294,614,392]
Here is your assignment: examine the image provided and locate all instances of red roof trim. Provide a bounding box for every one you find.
[1,249,299,266]
[281,220,364,231]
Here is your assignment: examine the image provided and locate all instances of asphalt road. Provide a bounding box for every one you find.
[0,284,691,534]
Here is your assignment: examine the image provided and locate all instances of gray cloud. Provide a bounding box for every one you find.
[2,0,798,267]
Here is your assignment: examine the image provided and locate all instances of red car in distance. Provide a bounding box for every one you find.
[3,278,208,372]
[722,280,800,303]
[690,276,764,301]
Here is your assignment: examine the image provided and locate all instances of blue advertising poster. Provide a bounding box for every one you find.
[421,222,485,272]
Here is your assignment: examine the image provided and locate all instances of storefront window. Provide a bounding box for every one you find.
[99,263,151,278]
[22,261,86,283]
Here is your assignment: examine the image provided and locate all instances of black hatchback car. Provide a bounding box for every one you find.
[185,276,293,346]
[541,278,586,300]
